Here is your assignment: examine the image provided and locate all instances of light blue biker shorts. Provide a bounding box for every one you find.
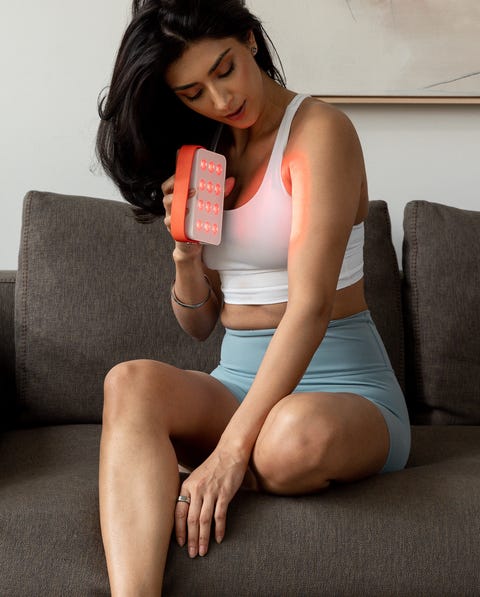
[210,310,411,473]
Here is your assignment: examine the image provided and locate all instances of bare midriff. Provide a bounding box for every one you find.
[219,277,368,330]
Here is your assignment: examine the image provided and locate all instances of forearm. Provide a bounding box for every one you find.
[171,249,221,340]
[218,305,331,459]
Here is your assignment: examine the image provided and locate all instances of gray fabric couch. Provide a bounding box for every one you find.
[1,191,479,596]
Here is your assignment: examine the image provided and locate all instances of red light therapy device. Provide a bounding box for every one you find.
[171,145,226,245]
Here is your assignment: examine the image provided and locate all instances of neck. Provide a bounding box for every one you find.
[228,75,296,155]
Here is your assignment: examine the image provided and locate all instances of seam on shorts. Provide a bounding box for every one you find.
[366,321,391,369]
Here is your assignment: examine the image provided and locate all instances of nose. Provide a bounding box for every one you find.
[210,85,232,113]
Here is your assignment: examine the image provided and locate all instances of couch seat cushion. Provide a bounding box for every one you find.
[0,425,108,596]
[1,425,479,596]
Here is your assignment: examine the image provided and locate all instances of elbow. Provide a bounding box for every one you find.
[284,296,334,329]
[178,317,219,342]
[191,329,213,342]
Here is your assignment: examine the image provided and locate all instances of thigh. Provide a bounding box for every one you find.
[251,391,391,494]
[103,359,240,468]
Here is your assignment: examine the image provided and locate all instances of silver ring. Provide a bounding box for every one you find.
[177,495,191,504]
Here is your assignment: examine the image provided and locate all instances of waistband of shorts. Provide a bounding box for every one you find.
[224,309,372,337]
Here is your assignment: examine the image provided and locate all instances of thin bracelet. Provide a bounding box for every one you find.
[171,275,212,309]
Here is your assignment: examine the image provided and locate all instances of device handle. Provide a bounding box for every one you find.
[171,145,203,243]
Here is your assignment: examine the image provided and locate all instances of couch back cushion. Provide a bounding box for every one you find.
[363,200,405,395]
[402,200,480,424]
[15,191,225,426]
[15,192,403,426]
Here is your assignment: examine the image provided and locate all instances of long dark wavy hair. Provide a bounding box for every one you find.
[95,0,286,222]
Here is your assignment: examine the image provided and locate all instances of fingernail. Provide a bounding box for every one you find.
[216,535,223,544]
[189,547,196,558]
[177,536,185,547]
[199,545,207,557]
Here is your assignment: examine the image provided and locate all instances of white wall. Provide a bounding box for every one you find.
[1,1,479,270]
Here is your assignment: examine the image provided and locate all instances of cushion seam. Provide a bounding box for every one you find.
[18,192,34,407]
[410,201,423,405]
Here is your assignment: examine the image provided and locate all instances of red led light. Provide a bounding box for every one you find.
[207,181,213,193]
[200,159,207,170]
[212,223,219,235]
[196,220,203,230]
[199,179,206,191]
[208,161,215,173]
[205,201,212,213]
[216,164,223,176]
[197,199,204,211]
[204,222,211,232]
[215,184,222,196]
[213,203,220,215]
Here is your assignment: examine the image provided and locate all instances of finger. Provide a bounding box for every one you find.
[174,499,189,548]
[163,215,171,232]
[224,176,236,198]
[186,495,202,558]
[163,193,172,215]
[198,496,216,557]
[163,187,194,217]
[161,174,175,195]
[214,494,229,544]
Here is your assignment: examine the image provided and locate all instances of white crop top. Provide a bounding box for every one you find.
[202,94,364,305]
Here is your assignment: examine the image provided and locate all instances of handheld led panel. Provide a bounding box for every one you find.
[171,145,226,245]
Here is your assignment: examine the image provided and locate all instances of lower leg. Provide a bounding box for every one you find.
[99,362,240,596]
[99,415,179,597]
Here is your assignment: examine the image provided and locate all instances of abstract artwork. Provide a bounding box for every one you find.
[251,0,480,102]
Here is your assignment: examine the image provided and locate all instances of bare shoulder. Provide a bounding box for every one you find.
[288,97,362,156]
[282,95,368,215]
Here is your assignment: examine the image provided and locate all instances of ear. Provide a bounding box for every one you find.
[247,30,256,47]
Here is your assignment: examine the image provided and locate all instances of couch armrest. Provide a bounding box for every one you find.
[0,271,16,429]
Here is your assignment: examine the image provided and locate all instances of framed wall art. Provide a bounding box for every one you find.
[250,0,480,103]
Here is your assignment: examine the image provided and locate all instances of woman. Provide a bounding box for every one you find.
[96,0,411,594]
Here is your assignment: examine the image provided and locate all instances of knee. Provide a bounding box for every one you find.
[253,400,337,494]
[102,359,163,424]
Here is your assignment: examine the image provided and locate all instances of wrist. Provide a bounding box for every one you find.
[218,429,254,464]
[173,243,203,264]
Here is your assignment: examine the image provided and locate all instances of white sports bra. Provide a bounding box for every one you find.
[202,94,364,305]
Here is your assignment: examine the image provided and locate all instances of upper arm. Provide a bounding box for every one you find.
[285,104,365,316]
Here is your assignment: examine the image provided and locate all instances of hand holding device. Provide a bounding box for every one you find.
[171,145,226,246]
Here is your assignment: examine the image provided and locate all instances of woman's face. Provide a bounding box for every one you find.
[164,35,263,128]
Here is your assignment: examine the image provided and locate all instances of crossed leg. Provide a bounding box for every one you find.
[100,359,390,596]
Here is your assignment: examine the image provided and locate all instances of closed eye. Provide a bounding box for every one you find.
[186,89,203,102]
[219,62,235,78]
[184,63,235,102]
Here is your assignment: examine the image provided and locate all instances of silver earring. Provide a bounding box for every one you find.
[251,46,258,56]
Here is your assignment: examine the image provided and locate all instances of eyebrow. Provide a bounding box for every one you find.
[172,48,232,91]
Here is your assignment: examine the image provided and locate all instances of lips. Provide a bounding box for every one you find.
[226,101,246,120]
